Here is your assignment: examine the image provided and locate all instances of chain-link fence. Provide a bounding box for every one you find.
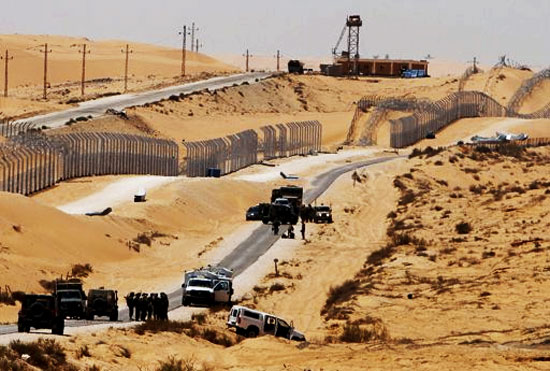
[183,121,322,177]
[0,131,178,195]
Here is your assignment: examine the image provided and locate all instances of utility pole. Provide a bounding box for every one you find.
[1,50,13,97]
[40,43,52,99]
[121,44,133,92]
[276,50,280,72]
[72,44,90,96]
[244,49,251,72]
[191,22,199,52]
[195,39,199,53]
[179,25,189,76]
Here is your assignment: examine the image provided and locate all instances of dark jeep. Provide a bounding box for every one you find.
[17,294,64,335]
[313,205,333,223]
[86,289,118,321]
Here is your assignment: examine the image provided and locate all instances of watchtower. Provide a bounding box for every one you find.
[346,15,362,76]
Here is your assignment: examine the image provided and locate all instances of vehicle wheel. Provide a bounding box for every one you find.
[17,322,26,333]
[246,327,259,338]
[87,313,94,321]
[109,311,118,322]
[182,298,188,307]
[236,327,245,336]
[329,217,333,223]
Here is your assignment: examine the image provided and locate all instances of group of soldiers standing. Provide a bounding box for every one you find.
[300,204,316,222]
[125,292,169,321]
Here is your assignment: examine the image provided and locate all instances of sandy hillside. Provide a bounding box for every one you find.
[0,178,271,322]
[0,34,237,118]
[18,144,550,370]
[462,66,533,106]
[519,79,550,114]
[54,73,461,154]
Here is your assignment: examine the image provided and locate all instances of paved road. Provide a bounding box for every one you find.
[16,72,272,129]
[0,154,403,336]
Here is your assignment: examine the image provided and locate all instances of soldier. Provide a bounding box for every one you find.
[301,221,306,240]
[272,220,280,235]
[153,294,161,320]
[134,293,142,321]
[147,294,154,320]
[160,292,169,320]
[306,204,314,222]
[126,292,135,320]
[140,293,148,321]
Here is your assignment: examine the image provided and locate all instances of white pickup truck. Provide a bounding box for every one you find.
[227,305,306,341]
[181,267,234,306]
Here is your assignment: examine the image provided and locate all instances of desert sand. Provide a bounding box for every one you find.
[1,33,550,369]
[0,34,237,119]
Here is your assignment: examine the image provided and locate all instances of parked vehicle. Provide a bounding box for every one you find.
[288,60,305,74]
[17,294,64,335]
[246,204,263,221]
[227,305,306,341]
[86,288,119,321]
[313,205,333,223]
[55,279,87,319]
[259,186,304,225]
[182,266,234,306]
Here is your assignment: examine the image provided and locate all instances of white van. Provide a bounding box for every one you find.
[227,305,305,341]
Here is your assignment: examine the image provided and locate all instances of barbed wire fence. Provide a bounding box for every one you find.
[0,130,178,195]
[183,121,322,177]
[507,67,550,113]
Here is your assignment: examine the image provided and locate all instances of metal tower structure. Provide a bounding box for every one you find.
[346,15,362,76]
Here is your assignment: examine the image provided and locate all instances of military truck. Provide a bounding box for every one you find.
[259,186,303,225]
[86,288,119,321]
[55,279,87,319]
[181,266,234,307]
[17,294,64,335]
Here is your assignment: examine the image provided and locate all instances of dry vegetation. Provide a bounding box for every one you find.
[319,144,550,350]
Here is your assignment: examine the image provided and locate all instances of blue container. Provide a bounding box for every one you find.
[207,168,221,178]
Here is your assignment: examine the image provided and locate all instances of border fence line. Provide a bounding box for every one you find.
[389,91,508,148]
[0,131,178,195]
[183,121,322,177]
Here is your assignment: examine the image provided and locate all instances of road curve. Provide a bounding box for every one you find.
[0,154,403,336]
[16,72,272,129]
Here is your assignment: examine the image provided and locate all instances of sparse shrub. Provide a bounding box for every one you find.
[191,313,207,325]
[366,246,395,265]
[386,211,397,219]
[339,319,390,343]
[114,345,131,358]
[76,345,91,359]
[398,191,416,206]
[269,283,285,293]
[9,339,69,370]
[455,222,472,234]
[156,355,185,371]
[133,233,152,247]
[322,280,360,316]
[71,263,93,278]
[434,160,443,166]
[469,184,485,194]
[39,279,56,292]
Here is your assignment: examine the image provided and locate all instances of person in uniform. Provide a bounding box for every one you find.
[125,292,135,320]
